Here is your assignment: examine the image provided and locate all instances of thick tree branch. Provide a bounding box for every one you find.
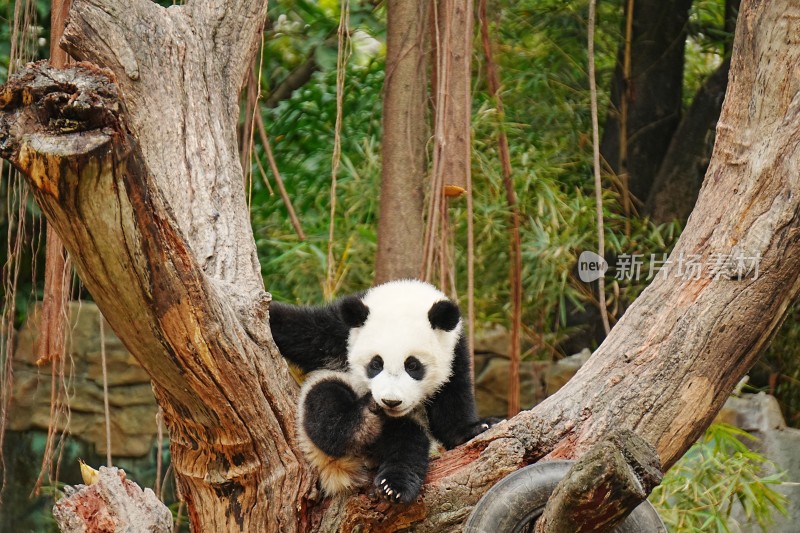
[374,0,428,284]
[61,0,267,291]
[534,430,662,533]
[0,62,310,530]
[186,0,270,94]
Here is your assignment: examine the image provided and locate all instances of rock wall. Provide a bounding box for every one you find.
[473,325,591,417]
[9,302,160,457]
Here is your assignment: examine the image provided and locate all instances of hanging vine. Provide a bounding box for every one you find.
[325,0,352,300]
[478,0,523,417]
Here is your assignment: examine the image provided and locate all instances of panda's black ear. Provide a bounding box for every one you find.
[340,296,369,328]
[428,300,460,331]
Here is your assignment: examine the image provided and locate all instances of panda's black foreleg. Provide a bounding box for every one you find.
[301,377,382,458]
[269,298,367,373]
[426,337,500,448]
[426,380,495,449]
[373,417,430,504]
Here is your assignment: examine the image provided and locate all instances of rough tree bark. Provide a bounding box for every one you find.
[0,0,798,530]
[534,430,662,533]
[431,0,472,193]
[374,0,428,284]
[3,0,312,530]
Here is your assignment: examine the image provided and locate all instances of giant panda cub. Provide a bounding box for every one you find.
[269,279,494,503]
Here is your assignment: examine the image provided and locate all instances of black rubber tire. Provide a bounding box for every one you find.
[464,460,666,533]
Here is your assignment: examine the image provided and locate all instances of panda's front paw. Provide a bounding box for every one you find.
[480,416,505,429]
[363,394,381,415]
[374,470,423,504]
[466,416,505,440]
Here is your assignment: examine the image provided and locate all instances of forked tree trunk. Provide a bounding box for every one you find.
[1,0,799,530]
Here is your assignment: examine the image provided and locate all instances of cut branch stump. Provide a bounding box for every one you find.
[534,430,662,533]
[53,466,172,533]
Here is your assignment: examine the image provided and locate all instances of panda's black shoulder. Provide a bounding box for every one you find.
[450,332,472,375]
[269,291,368,373]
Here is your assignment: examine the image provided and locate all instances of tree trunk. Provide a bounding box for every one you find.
[645,58,731,224]
[0,0,798,530]
[600,0,693,205]
[431,0,473,193]
[0,60,311,530]
[644,0,741,223]
[374,0,428,284]
[4,1,314,530]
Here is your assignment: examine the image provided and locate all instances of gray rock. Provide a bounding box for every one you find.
[720,393,800,533]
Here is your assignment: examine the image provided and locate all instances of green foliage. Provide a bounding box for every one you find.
[683,0,729,106]
[454,0,682,350]
[253,0,693,356]
[264,0,383,80]
[687,0,731,55]
[0,0,51,82]
[252,59,384,303]
[650,423,788,533]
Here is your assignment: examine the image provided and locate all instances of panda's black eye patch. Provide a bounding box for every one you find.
[404,356,425,380]
[367,356,383,378]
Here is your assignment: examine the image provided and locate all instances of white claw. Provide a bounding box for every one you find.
[396,493,402,500]
[387,489,393,496]
[381,479,386,485]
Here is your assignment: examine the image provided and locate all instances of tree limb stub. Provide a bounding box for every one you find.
[61,0,269,291]
[0,62,310,530]
[534,430,663,533]
[53,466,172,533]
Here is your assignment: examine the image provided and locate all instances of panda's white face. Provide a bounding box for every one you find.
[347,280,460,418]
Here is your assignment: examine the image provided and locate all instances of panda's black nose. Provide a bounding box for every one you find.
[382,399,402,408]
